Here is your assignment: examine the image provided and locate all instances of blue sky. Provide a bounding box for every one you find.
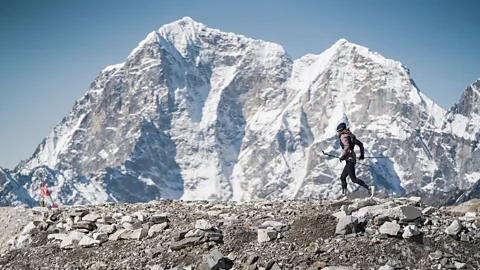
[0,0,479,168]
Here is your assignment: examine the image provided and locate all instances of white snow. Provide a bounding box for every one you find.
[11,18,480,206]
[465,172,480,184]
[102,63,124,73]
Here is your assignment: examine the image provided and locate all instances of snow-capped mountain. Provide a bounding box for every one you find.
[1,17,479,206]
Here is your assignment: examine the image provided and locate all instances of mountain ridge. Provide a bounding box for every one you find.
[1,17,479,207]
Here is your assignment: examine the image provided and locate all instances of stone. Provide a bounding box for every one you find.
[69,209,89,217]
[112,213,124,220]
[68,231,86,241]
[347,197,377,213]
[408,196,422,203]
[200,248,224,269]
[306,242,321,257]
[78,236,101,248]
[352,201,396,221]
[123,222,143,231]
[454,262,466,269]
[60,237,77,249]
[97,224,116,234]
[379,222,401,236]
[121,216,135,224]
[445,220,463,236]
[32,207,50,215]
[142,222,153,230]
[109,229,130,241]
[465,212,477,218]
[261,221,289,232]
[149,265,164,270]
[402,224,421,239]
[332,211,347,219]
[258,229,277,242]
[93,233,108,243]
[195,219,215,230]
[74,216,82,223]
[475,217,480,228]
[82,213,101,222]
[185,229,204,238]
[378,265,394,270]
[266,262,281,270]
[460,232,469,242]
[72,221,95,231]
[21,221,40,235]
[308,261,327,269]
[90,262,108,270]
[429,250,443,260]
[394,206,423,221]
[149,214,169,224]
[148,223,169,237]
[323,267,355,270]
[386,259,403,268]
[170,236,203,250]
[17,234,32,247]
[373,215,391,226]
[129,228,148,240]
[146,247,165,258]
[37,221,49,231]
[335,216,358,235]
[47,233,68,241]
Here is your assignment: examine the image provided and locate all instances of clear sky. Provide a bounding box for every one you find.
[0,0,479,169]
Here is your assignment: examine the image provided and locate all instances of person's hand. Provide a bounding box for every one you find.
[359,154,365,160]
[339,156,346,162]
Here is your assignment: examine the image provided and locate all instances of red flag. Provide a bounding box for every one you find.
[41,187,50,197]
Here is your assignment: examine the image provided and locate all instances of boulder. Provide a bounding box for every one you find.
[258,229,277,243]
[379,222,400,236]
[335,216,358,235]
[21,221,40,235]
[68,231,86,241]
[123,222,143,231]
[445,220,463,236]
[93,233,108,243]
[149,214,169,224]
[422,207,435,216]
[60,237,77,249]
[170,236,203,250]
[82,213,101,222]
[78,236,101,248]
[402,224,421,239]
[148,223,169,237]
[130,228,148,240]
[72,221,96,231]
[195,219,215,230]
[109,229,130,241]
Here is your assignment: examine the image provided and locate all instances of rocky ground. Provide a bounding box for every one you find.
[0,197,479,270]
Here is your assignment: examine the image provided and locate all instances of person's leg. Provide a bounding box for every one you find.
[340,164,349,194]
[346,162,370,190]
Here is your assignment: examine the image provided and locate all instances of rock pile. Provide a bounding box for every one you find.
[0,197,479,270]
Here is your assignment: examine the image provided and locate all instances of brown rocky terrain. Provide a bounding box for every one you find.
[1,196,479,270]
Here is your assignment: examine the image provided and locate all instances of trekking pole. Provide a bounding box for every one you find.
[321,150,372,167]
[363,156,390,159]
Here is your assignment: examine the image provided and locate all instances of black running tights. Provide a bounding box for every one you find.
[340,162,369,190]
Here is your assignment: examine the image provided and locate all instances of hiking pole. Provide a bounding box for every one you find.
[363,156,390,159]
[321,150,372,167]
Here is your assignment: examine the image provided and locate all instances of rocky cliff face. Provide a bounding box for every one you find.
[1,17,479,206]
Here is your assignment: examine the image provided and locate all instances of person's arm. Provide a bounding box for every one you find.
[356,138,365,159]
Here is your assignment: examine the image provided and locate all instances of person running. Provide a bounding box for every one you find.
[336,122,375,197]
